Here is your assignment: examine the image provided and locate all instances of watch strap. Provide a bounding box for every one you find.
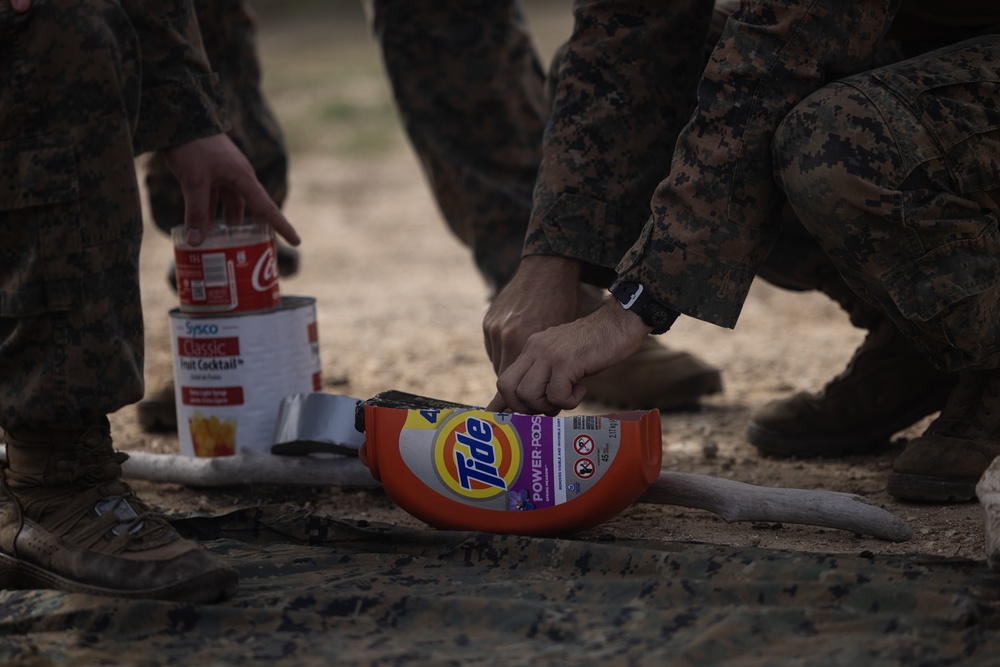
[609,278,678,335]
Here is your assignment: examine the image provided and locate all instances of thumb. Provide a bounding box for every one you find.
[485,392,508,413]
[181,176,212,246]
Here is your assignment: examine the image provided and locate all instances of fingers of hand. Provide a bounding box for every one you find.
[231,169,300,246]
[485,392,507,413]
[219,188,245,227]
[483,312,528,377]
[181,177,211,246]
[494,342,585,415]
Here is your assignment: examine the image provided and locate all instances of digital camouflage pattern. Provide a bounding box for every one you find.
[1,504,999,665]
[0,0,227,432]
[776,37,1000,372]
[373,0,885,322]
[372,0,722,292]
[371,0,547,293]
[144,0,288,235]
[523,0,715,288]
[615,0,1000,374]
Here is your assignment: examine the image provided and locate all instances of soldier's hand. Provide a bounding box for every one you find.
[487,300,650,415]
[163,134,300,247]
[11,0,30,12]
[483,255,581,376]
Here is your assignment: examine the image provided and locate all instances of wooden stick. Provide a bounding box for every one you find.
[640,471,912,542]
[122,450,377,488]
[118,452,911,541]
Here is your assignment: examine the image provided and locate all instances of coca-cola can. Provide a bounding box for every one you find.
[172,223,280,314]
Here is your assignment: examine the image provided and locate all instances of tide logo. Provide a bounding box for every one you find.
[434,410,521,499]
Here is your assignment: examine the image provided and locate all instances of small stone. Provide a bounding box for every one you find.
[702,439,719,460]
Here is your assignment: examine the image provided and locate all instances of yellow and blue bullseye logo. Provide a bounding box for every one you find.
[434,410,521,499]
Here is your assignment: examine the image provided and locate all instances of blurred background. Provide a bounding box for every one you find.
[247,0,571,160]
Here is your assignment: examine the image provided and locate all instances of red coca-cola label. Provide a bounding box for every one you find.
[175,239,280,313]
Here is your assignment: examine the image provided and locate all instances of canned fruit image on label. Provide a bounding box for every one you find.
[189,412,237,457]
[172,223,280,314]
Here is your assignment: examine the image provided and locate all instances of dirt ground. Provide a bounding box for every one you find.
[115,1,986,562]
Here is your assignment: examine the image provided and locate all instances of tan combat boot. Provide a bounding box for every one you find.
[576,286,722,410]
[747,317,956,457]
[0,420,238,601]
[888,369,1000,502]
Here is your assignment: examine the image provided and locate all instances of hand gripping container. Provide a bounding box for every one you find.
[357,391,662,536]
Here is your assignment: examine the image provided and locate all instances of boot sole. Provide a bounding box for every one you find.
[0,553,238,603]
[886,472,978,503]
[747,381,954,458]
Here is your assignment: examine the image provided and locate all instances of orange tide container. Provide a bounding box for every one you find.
[360,396,662,536]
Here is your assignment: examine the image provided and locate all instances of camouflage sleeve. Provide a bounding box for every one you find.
[615,0,898,328]
[121,0,229,154]
[522,0,714,288]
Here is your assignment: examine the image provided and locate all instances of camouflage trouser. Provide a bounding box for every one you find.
[370,0,547,294]
[774,34,1000,372]
[0,2,146,431]
[144,0,287,234]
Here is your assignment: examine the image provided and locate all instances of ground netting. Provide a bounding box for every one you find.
[1,505,999,666]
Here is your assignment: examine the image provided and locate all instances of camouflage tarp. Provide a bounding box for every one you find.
[1,505,998,666]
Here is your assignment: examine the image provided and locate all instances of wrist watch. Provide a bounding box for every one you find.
[608,278,677,335]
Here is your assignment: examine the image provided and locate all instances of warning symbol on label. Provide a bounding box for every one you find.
[575,458,595,479]
[573,434,596,456]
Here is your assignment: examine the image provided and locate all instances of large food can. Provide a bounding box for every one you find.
[169,296,322,457]
[172,222,280,314]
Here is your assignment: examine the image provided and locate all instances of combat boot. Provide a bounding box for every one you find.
[888,369,1000,502]
[747,317,956,457]
[582,337,723,410]
[0,420,238,601]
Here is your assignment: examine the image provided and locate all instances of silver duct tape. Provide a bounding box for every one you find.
[271,392,366,456]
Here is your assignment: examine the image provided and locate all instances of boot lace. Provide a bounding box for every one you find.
[4,428,178,555]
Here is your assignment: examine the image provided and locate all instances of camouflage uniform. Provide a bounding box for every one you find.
[612,1,1000,373]
[371,0,841,299]
[371,0,856,316]
[0,0,227,433]
[0,0,240,604]
[143,0,287,236]
[590,0,1000,499]
[370,0,548,294]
